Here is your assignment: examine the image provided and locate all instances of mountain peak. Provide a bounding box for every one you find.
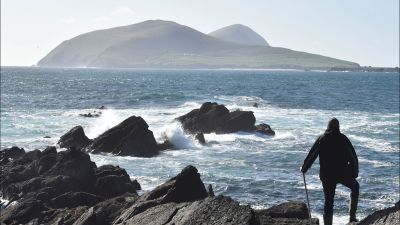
[209,24,269,46]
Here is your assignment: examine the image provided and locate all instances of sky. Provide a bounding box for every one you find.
[1,0,399,67]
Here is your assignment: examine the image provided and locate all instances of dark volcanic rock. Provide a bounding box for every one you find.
[51,192,104,208]
[353,201,399,225]
[44,147,96,187]
[58,126,92,149]
[255,123,275,136]
[1,149,319,225]
[87,115,159,157]
[254,201,319,225]
[0,147,140,225]
[0,146,25,160]
[0,196,46,224]
[176,102,274,135]
[255,201,309,219]
[195,133,206,144]
[115,196,257,225]
[140,165,208,203]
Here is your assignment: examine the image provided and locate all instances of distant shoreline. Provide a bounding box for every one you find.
[1,65,399,73]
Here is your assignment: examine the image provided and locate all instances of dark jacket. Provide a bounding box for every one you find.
[302,129,358,181]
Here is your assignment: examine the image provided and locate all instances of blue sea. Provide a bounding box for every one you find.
[1,67,399,224]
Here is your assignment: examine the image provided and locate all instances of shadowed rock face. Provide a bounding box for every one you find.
[0,146,25,163]
[0,147,140,225]
[58,126,92,149]
[351,201,399,225]
[176,102,275,135]
[86,115,159,157]
[176,102,256,134]
[0,147,319,225]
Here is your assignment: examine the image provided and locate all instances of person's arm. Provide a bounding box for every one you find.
[301,136,321,173]
[345,135,358,178]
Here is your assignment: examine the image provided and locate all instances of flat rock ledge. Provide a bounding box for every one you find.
[0,147,316,225]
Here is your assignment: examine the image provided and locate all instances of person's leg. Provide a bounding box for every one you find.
[322,180,336,225]
[340,178,360,222]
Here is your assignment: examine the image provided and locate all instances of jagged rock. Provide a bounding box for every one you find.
[253,103,259,108]
[58,126,92,149]
[0,148,140,225]
[255,123,275,136]
[0,196,46,225]
[176,102,255,134]
[139,165,208,204]
[176,102,275,135]
[353,201,399,225]
[116,196,257,225]
[195,133,206,144]
[207,184,215,197]
[44,147,96,188]
[87,115,159,157]
[1,154,321,225]
[0,146,25,160]
[72,194,137,225]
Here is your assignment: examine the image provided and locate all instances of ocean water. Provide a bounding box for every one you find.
[1,67,399,224]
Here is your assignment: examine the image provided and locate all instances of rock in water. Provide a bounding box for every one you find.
[255,123,275,136]
[176,102,275,135]
[87,115,159,157]
[58,126,92,149]
[195,133,206,144]
[176,102,256,134]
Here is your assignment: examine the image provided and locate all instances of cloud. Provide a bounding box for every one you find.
[110,6,135,17]
[93,6,134,23]
[58,16,76,24]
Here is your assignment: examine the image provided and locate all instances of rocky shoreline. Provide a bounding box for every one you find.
[1,146,318,225]
[1,146,398,225]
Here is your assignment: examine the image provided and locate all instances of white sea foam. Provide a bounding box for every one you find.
[156,122,200,149]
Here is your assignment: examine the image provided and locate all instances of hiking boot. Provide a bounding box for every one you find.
[323,214,333,225]
[349,196,359,222]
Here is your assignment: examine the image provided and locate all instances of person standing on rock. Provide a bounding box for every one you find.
[300,118,359,225]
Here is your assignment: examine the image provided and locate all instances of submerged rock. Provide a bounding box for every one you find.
[79,112,101,118]
[176,102,275,135]
[87,115,160,157]
[58,126,92,149]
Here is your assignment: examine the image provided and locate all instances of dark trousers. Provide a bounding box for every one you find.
[321,177,359,215]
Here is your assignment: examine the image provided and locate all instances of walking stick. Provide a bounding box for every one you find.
[302,172,312,225]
